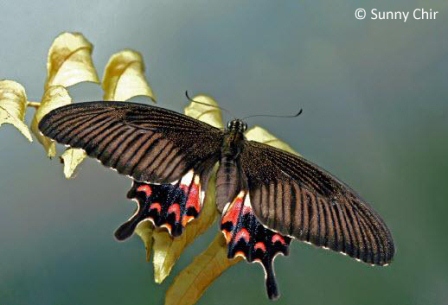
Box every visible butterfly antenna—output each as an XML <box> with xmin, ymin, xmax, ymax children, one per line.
<box><xmin>242</xmin><ymin>109</ymin><xmax>303</xmax><ymax>120</ymax></box>
<box><xmin>185</xmin><ymin>91</ymin><xmax>233</xmax><ymax>117</ymax></box>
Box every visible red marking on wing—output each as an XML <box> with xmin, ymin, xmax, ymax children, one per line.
<box><xmin>234</xmin><ymin>228</ymin><xmax>250</xmax><ymax>243</ymax></box>
<box><xmin>180</xmin><ymin>179</ymin><xmax>201</xmax><ymax>212</ymax></box>
<box><xmin>149</xmin><ymin>202</ymin><xmax>162</xmax><ymax>213</ymax></box>
<box><xmin>242</xmin><ymin>205</ymin><xmax>252</xmax><ymax>215</ymax></box>
<box><xmin>167</xmin><ymin>203</ymin><xmax>181</xmax><ymax>223</ymax></box>
<box><xmin>223</xmin><ymin>230</ymin><xmax>232</xmax><ymax>243</ymax></box>
<box><xmin>272</xmin><ymin>234</ymin><xmax>286</xmax><ymax>245</ymax></box>
<box><xmin>221</xmin><ymin>196</ymin><xmax>244</xmax><ymax>226</ymax></box>
<box><xmin>182</xmin><ymin>215</ymin><xmax>195</xmax><ymax>226</ymax></box>
<box><xmin>254</xmin><ymin>242</ymin><xmax>267</xmax><ymax>252</ymax></box>
<box><xmin>136</xmin><ymin>184</ymin><xmax>152</xmax><ymax>197</ymax></box>
<box><xmin>235</xmin><ymin>251</ymin><xmax>246</xmax><ymax>259</ymax></box>
<box><xmin>161</xmin><ymin>223</ymin><xmax>172</xmax><ymax>234</ymax></box>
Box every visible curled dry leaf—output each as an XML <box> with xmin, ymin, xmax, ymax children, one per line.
<box><xmin>150</xmin><ymin>96</ymin><xmax>223</xmax><ymax>283</ymax></box>
<box><xmin>102</xmin><ymin>50</ymin><xmax>155</xmax><ymax>102</ymax></box>
<box><xmin>45</xmin><ymin>32</ymin><xmax>100</xmax><ymax>89</ymax></box>
<box><xmin>166</xmin><ymin>117</ymin><xmax>301</xmax><ymax>305</ymax></box>
<box><xmin>245</xmin><ymin>126</ymin><xmax>300</xmax><ymax>156</ymax></box>
<box><xmin>60</xmin><ymin>148</ymin><xmax>87</xmax><ymax>179</ymax></box>
<box><xmin>0</xmin><ymin>80</ymin><xmax>32</xmax><ymax>142</ymax></box>
<box><xmin>31</xmin><ymin>86</ymin><xmax>72</xmax><ymax>157</ymax></box>
<box><xmin>165</xmin><ymin>233</ymin><xmax>242</xmax><ymax>305</ymax></box>
<box><xmin>184</xmin><ymin>95</ymin><xmax>223</xmax><ymax>128</ymax></box>
<box><xmin>134</xmin><ymin>220</ymin><xmax>155</xmax><ymax>262</ymax></box>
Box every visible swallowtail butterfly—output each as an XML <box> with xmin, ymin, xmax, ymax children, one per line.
<box><xmin>39</xmin><ymin>101</ymin><xmax>394</xmax><ymax>300</ymax></box>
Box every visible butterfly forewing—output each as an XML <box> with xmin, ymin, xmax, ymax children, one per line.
<box><xmin>241</xmin><ymin>140</ymin><xmax>394</xmax><ymax>266</ymax></box>
<box><xmin>38</xmin><ymin>101</ymin><xmax>223</xmax><ymax>183</ymax></box>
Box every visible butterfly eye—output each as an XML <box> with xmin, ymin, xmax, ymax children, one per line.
<box><xmin>227</xmin><ymin>121</ymin><xmax>233</xmax><ymax>130</ymax></box>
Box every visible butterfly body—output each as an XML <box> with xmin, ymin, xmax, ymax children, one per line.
<box><xmin>38</xmin><ymin>101</ymin><xmax>395</xmax><ymax>300</ymax></box>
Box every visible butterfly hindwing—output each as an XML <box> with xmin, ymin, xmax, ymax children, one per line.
<box><xmin>240</xmin><ymin>140</ymin><xmax>394</xmax><ymax>266</ymax></box>
<box><xmin>115</xmin><ymin>170</ymin><xmax>205</xmax><ymax>240</ymax></box>
<box><xmin>221</xmin><ymin>191</ymin><xmax>291</xmax><ymax>300</ymax></box>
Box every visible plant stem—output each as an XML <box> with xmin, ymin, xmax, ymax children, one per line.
<box><xmin>27</xmin><ymin>101</ymin><xmax>40</xmax><ymax>108</ymax></box>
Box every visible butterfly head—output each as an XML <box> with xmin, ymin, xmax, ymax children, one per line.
<box><xmin>226</xmin><ymin>119</ymin><xmax>248</xmax><ymax>133</ymax></box>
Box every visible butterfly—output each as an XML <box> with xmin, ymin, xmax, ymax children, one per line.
<box><xmin>38</xmin><ymin>101</ymin><xmax>395</xmax><ymax>300</ymax></box>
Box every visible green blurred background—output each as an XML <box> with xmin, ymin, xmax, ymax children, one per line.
<box><xmin>1</xmin><ymin>1</ymin><xmax>447</xmax><ymax>304</ymax></box>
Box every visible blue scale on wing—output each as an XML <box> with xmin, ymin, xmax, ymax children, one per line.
<box><xmin>221</xmin><ymin>191</ymin><xmax>292</xmax><ymax>300</ymax></box>
<box><xmin>115</xmin><ymin>174</ymin><xmax>202</xmax><ymax>240</ymax></box>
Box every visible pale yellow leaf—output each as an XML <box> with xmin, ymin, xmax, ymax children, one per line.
<box><xmin>165</xmin><ymin>233</ymin><xmax>242</xmax><ymax>305</ymax></box>
<box><xmin>102</xmin><ymin>50</ymin><xmax>155</xmax><ymax>102</ymax></box>
<box><xmin>245</xmin><ymin>126</ymin><xmax>300</xmax><ymax>156</ymax></box>
<box><xmin>0</xmin><ymin>80</ymin><xmax>32</xmax><ymax>142</ymax></box>
<box><xmin>31</xmin><ymin>86</ymin><xmax>71</xmax><ymax>157</ymax></box>
<box><xmin>46</xmin><ymin>32</ymin><xmax>100</xmax><ymax>89</ymax></box>
<box><xmin>60</xmin><ymin>148</ymin><xmax>87</xmax><ymax>179</ymax></box>
<box><xmin>134</xmin><ymin>220</ymin><xmax>155</xmax><ymax>262</ymax></box>
<box><xmin>184</xmin><ymin>95</ymin><xmax>223</xmax><ymax>128</ymax></box>
<box><xmin>152</xmin><ymin>169</ymin><xmax>219</xmax><ymax>283</ymax></box>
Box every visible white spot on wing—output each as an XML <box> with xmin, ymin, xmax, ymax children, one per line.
<box><xmin>128</xmin><ymin>198</ymin><xmax>141</xmax><ymax>220</ymax></box>
<box><xmin>179</xmin><ymin>170</ymin><xmax>194</xmax><ymax>186</ymax></box>
<box><xmin>200</xmin><ymin>190</ymin><xmax>205</xmax><ymax>206</ymax></box>
<box><xmin>222</xmin><ymin>202</ymin><xmax>231</xmax><ymax>215</ymax></box>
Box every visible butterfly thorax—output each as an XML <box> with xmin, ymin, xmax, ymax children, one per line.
<box><xmin>216</xmin><ymin>119</ymin><xmax>248</xmax><ymax>212</ymax></box>
<box><xmin>222</xmin><ymin>119</ymin><xmax>247</xmax><ymax>157</ymax></box>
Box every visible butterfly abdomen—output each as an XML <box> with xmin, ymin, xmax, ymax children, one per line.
<box><xmin>216</xmin><ymin>155</ymin><xmax>245</xmax><ymax>213</ymax></box>
<box><xmin>216</xmin><ymin>131</ymin><xmax>247</xmax><ymax>213</ymax></box>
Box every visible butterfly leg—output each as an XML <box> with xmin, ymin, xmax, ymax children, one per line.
<box><xmin>221</xmin><ymin>191</ymin><xmax>291</xmax><ymax>300</ymax></box>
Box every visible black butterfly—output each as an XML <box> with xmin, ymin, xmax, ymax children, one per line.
<box><xmin>39</xmin><ymin>101</ymin><xmax>394</xmax><ymax>300</ymax></box>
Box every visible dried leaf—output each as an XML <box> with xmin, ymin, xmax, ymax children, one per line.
<box><xmin>60</xmin><ymin>148</ymin><xmax>87</xmax><ymax>179</ymax></box>
<box><xmin>152</xmin><ymin>169</ymin><xmax>219</xmax><ymax>283</ymax></box>
<box><xmin>134</xmin><ymin>220</ymin><xmax>155</xmax><ymax>262</ymax></box>
<box><xmin>102</xmin><ymin>50</ymin><xmax>155</xmax><ymax>102</ymax></box>
<box><xmin>165</xmin><ymin>233</ymin><xmax>242</xmax><ymax>305</ymax></box>
<box><xmin>151</xmin><ymin>96</ymin><xmax>223</xmax><ymax>283</ymax></box>
<box><xmin>46</xmin><ymin>32</ymin><xmax>100</xmax><ymax>89</ymax></box>
<box><xmin>0</xmin><ymin>80</ymin><xmax>32</xmax><ymax>142</ymax></box>
<box><xmin>184</xmin><ymin>95</ymin><xmax>223</xmax><ymax>128</ymax></box>
<box><xmin>31</xmin><ymin>86</ymin><xmax>71</xmax><ymax>157</ymax></box>
<box><xmin>246</xmin><ymin>126</ymin><xmax>300</xmax><ymax>156</ymax></box>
